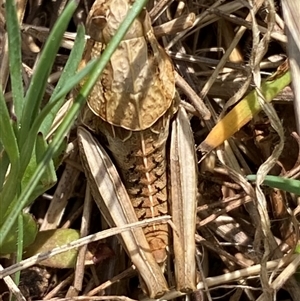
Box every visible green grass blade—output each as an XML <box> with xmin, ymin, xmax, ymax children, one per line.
<box><xmin>0</xmin><ymin>0</ymin><xmax>78</xmax><ymax>241</ymax></box>
<box><xmin>18</xmin><ymin>36</ymin><xmax>94</xmax><ymax>176</ymax></box>
<box><xmin>0</xmin><ymin>168</ymin><xmax>21</xmax><ymax>225</ymax></box>
<box><xmin>18</xmin><ymin>134</ymin><xmax>57</xmax><ymax>208</ymax></box>
<box><xmin>5</xmin><ymin>0</ymin><xmax>24</xmax><ymax>123</ymax></box>
<box><xmin>0</xmin><ymin>95</ymin><xmax>64</xmax><ymax>217</ymax></box>
<box><xmin>18</xmin><ymin>98</ymin><xmax>66</xmax><ymax>175</ymax></box>
<box><xmin>40</xmin><ymin>24</ymin><xmax>86</xmax><ymax>136</ymax></box>
<box><xmin>18</xmin><ymin>0</ymin><xmax>79</xmax><ymax>147</ymax></box>
<box><xmin>0</xmin><ymin>150</ymin><xmax>10</xmax><ymax>190</ymax></box>
<box><xmin>15</xmin><ymin>214</ymin><xmax>24</xmax><ymax>286</ymax></box>
<box><xmin>19</xmin><ymin>59</ymin><xmax>96</xmax><ymax>175</ymax></box>
<box><xmin>48</xmin><ymin>58</ymin><xmax>96</xmax><ymax>103</ymax></box>
<box><xmin>17</xmin><ymin>53</ymin><xmax>96</xmax><ymax>178</ymax></box>
<box><xmin>0</xmin><ymin>0</ymin><xmax>149</xmax><ymax>248</ymax></box>
<box><xmin>247</xmin><ymin>175</ymin><xmax>300</xmax><ymax>195</ymax></box>
<box><xmin>0</xmin><ymin>89</ymin><xmax>19</xmax><ymax>166</ymax></box>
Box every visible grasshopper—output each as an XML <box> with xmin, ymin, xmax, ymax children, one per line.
<box><xmin>77</xmin><ymin>0</ymin><xmax>197</xmax><ymax>298</ymax></box>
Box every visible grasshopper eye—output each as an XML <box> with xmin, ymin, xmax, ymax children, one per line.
<box><xmin>91</xmin><ymin>14</ymin><xmax>107</xmax><ymax>28</ymax></box>
<box><xmin>86</xmin><ymin>7</ymin><xmax>107</xmax><ymax>41</ymax></box>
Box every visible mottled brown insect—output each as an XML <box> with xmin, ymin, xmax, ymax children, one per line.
<box><xmin>78</xmin><ymin>0</ymin><xmax>197</xmax><ymax>297</ymax></box>
<box><xmin>79</xmin><ymin>0</ymin><xmax>176</xmax><ymax>264</ymax></box>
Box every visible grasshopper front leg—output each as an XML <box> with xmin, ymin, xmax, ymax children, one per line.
<box><xmin>170</xmin><ymin>106</ymin><xmax>197</xmax><ymax>292</ymax></box>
